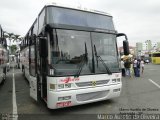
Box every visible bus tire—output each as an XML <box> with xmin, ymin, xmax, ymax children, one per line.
<box><xmin>22</xmin><ymin>65</ymin><xmax>24</xmax><ymax>72</ymax></box>
<box><xmin>23</xmin><ymin>69</ymin><xmax>28</xmax><ymax>81</ymax></box>
<box><xmin>2</xmin><ymin>67</ymin><xmax>7</xmax><ymax>83</ymax></box>
<box><xmin>23</xmin><ymin>68</ymin><xmax>25</xmax><ymax>77</ymax></box>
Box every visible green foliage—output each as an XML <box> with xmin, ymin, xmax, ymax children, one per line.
<box><xmin>10</xmin><ymin>45</ymin><xmax>17</xmax><ymax>54</ymax></box>
<box><xmin>3</xmin><ymin>31</ymin><xmax>23</xmax><ymax>54</ymax></box>
<box><xmin>4</xmin><ymin>32</ymin><xmax>23</xmax><ymax>45</ymax></box>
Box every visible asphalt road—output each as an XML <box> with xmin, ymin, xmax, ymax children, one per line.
<box><xmin>0</xmin><ymin>63</ymin><xmax>160</xmax><ymax>120</ymax></box>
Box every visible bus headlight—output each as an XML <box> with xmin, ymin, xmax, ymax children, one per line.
<box><xmin>58</xmin><ymin>83</ymin><xmax>72</xmax><ymax>89</ymax></box>
<box><xmin>58</xmin><ymin>97</ymin><xmax>64</xmax><ymax>101</ymax></box>
<box><xmin>117</xmin><ymin>78</ymin><xmax>121</xmax><ymax>82</ymax></box>
<box><xmin>58</xmin><ymin>84</ymin><xmax>64</xmax><ymax>89</ymax></box>
<box><xmin>58</xmin><ymin>96</ymin><xmax>71</xmax><ymax>101</ymax></box>
<box><xmin>113</xmin><ymin>88</ymin><xmax>121</xmax><ymax>92</ymax></box>
<box><xmin>65</xmin><ymin>83</ymin><xmax>71</xmax><ymax>88</ymax></box>
<box><xmin>112</xmin><ymin>79</ymin><xmax>116</xmax><ymax>83</ymax></box>
<box><xmin>50</xmin><ymin>84</ymin><xmax>55</xmax><ymax>90</ymax></box>
<box><xmin>64</xmin><ymin>96</ymin><xmax>71</xmax><ymax>100</ymax></box>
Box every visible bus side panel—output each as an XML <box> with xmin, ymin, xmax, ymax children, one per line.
<box><xmin>0</xmin><ymin>66</ymin><xmax>4</xmax><ymax>83</ymax></box>
<box><xmin>0</xmin><ymin>47</ymin><xmax>7</xmax><ymax>84</ymax></box>
<box><xmin>152</xmin><ymin>57</ymin><xmax>160</xmax><ymax>64</ymax></box>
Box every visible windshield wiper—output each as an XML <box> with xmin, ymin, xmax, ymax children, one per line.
<box><xmin>74</xmin><ymin>42</ymin><xmax>88</xmax><ymax>77</ymax></box>
<box><xmin>94</xmin><ymin>45</ymin><xmax>112</xmax><ymax>75</ymax></box>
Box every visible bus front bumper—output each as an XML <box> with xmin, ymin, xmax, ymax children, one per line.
<box><xmin>47</xmin><ymin>83</ymin><xmax>122</xmax><ymax>109</ymax></box>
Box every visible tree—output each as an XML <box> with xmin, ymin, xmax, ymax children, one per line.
<box><xmin>10</xmin><ymin>45</ymin><xmax>17</xmax><ymax>54</ymax></box>
<box><xmin>4</xmin><ymin>32</ymin><xmax>22</xmax><ymax>54</ymax></box>
<box><xmin>4</xmin><ymin>32</ymin><xmax>14</xmax><ymax>45</ymax></box>
<box><xmin>13</xmin><ymin>34</ymin><xmax>21</xmax><ymax>43</ymax></box>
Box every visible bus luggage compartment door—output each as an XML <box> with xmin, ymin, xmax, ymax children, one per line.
<box><xmin>30</xmin><ymin>76</ymin><xmax>38</xmax><ymax>101</ymax></box>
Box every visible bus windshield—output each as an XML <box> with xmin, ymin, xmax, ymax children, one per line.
<box><xmin>91</xmin><ymin>32</ymin><xmax>118</xmax><ymax>74</ymax></box>
<box><xmin>49</xmin><ymin>29</ymin><xmax>119</xmax><ymax>76</ymax></box>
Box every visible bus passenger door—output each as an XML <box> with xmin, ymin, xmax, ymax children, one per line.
<box><xmin>29</xmin><ymin>34</ymin><xmax>38</xmax><ymax>101</ymax></box>
<box><xmin>39</xmin><ymin>37</ymin><xmax>48</xmax><ymax>100</ymax></box>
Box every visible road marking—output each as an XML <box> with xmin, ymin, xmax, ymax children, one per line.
<box><xmin>149</xmin><ymin>79</ymin><xmax>160</xmax><ymax>89</ymax></box>
<box><xmin>149</xmin><ymin>69</ymin><xmax>157</xmax><ymax>71</ymax></box>
<box><xmin>12</xmin><ymin>67</ymin><xmax>18</xmax><ymax>120</ymax></box>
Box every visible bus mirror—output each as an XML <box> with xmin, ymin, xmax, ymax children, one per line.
<box><xmin>123</xmin><ymin>40</ymin><xmax>129</xmax><ymax>55</ymax></box>
<box><xmin>116</xmin><ymin>33</ymin><xmax>128</xmax><ymax>40</ymax></box>
<box><xmin>117</xmin><ymin>33</ymin><xmax>129</xmax><ymax>55</ymax></box>
<box><xmin>39</xmin><ymin>37</ymin><xmax>48</xmax><ymax>58</ymax></box>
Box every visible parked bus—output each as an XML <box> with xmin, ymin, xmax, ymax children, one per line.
<box><xmin>0</xmin><ymin>25</ymin><xmax>8</xmax><ymax>84</ymax></box>
<box><xmin>20</xmin><ymin>3</ymin><xmax>129</xmax><ymax>109</ymax></box>
<box><xmin>151</xmin><ymin>52</ymin><xmax>160</xmax><ymax>64</ymax></box>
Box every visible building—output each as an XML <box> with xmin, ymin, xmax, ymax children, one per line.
<box><xmin>136</xmin><ymin>40</ymin><xmax>160</xmax><ymax>57</ymax></box>
<box><xmin>0</xmin><ymin>25</ymin><xmax>6</xmax><ymax>46</ymax></box>
<box><xmin>136</xmin><ymin>42</ymin><xmax>142</xmax><ymax>56</ymax></box>
<box><xmin>145</xmin><ymin>40</ymin><xmax>152</xmax><ymax>50</ymax></box>
<box><xmin>157</xmin><ymin>42</ymin><xmax>160</xmax><ymax>51</ymax></box>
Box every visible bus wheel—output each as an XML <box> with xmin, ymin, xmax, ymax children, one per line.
<box><xmin>2</xmin><ymin>67</ymin><xmax>6</xmax><ymax>84</ymax></box>
<box><xmin>22</xmin><ymin>65</ymin><xmax>24</xmax><ymax>72</ymax></box>
<box><xmin>23</xmin><ymin>68</ymin><xmax>25</xmax><ymax>76</ymax></box>
<box><xmin>2</xmin><ymin>74</ymin><xmax>6</xmax><ymax>83</ymax></box>
<box><xmin>23</xmin><ymin>69</ymin><xmax>27</xmax><ymax>80</ymax></box>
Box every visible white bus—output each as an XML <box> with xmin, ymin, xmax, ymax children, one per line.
<box><xmin>20</xmin><ymin>4</ymin><xmax>129</xmax><ymax>109</ymax></box>
<box><xmin>0</xmin><ymin>25</ymin><xmax>8</xmax><ymax>84</ymax></box>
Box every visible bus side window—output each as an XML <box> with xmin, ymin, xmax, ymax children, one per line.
<box><xmin>30</xmin><ymin>46</ymin><xmax>36</xmax><ymax>77</ymax></box>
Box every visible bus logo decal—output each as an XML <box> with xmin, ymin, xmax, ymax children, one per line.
<box><xmin>92</xmin><ymin>81</ymin><xmax>96</xmax><ymax>87</ymax></box>
<box><xmin>60</xmin><ymin>77</ymin><xmax>80</xmax><ymax>83</ymax></box>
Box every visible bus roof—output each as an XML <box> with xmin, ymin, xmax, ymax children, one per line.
<box><xmin>22</xmin><ymin>2</ymin><xmax>115</xmax><ymax>45</ymax></box>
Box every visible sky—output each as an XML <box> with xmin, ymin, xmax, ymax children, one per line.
<box><xmin>0</xmin><ymin>0</ymin><xmax>160</xmax><ymax>46</ymax></box>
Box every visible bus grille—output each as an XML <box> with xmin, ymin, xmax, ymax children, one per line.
<box><xmin>76</xmin><ymin>90</ymin><xmax>109</xmax><ymax>102</ymax></box>
<box><xmin>75</xmin><ymin>80</ymin><xmax>109</xmax><ymax>87</ymax></box>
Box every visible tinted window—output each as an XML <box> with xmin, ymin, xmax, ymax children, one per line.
<box><xmin>50</xmin><ymin>29</ymin><xmax>92</xmax><ymax>76</ymax></box>
<box><xmin>49</xmin><ymin>29</ymin><xmax>119</xmax><ymax>76</ymax></box>
<box><xmin>38</xmin><ymin>9</ymin><xmax>45</xmax><ymax>34</ymax></box>
<box><xmin>33</xmin><ymin>20</ymin><xmax>38</xmax><ymax>35</ymax></box>
<box><xmin>91</xmin><ymin>33</ymin><xmax>118</xmax><ymax>72</ymax></box>
<box><xmin>30</xmin><ymin>46</ymin><xmax>36</xmax><ymax>76</ymax></box>
<box><xmin>152</xmin><ymin>53</ymin><xmax>160</xmax><ymax>57</ymax></box>
<box><xmin>47</xmin><ymin>7</ymin><xmax>115</xmax><ymax>30</ymax></box>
